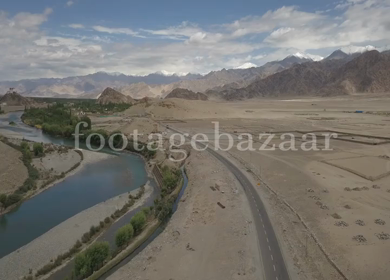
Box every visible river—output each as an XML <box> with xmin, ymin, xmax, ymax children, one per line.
<box><xmin>0</xmin><ymin>112</ymin><xmax>149</xmax><ymax>258</ymax></box>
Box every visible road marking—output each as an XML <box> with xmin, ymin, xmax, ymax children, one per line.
<box><xmin>264</xmin><ymin>230</ymin><xmax>267</xmax><ymax>235</ymax></box>
<box><xmin>266</xmin><ymin>238</ymin><xmax>269</xmax><ymax>243</ymax></box>
<box><xmin>276</xmin><ymin>277</ymin><xmax>279</xmax><ymax>280</ymax></box>
<box><xmin>271</xmin><ymin>255</ymin><xmax>274</xmax><ymax>261</ymax></box>
<box><xmin>273</xmin><ymin>265</ymin><xmax>276</xmax><ymax>272</ymax></box>
<box><xmin>263</xmin><ymin>224</ymin><xmax>265</xmax><ymax>228</ymax></box>
<box><xmin>268</xmin><ymin>245</ymin><xmax>271</xmax><ymax>251</ymax></box>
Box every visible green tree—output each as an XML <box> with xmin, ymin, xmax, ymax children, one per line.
<box><xmin>115</xmin><ymin>224</ymin><xmax>134</xmax><ymax>248</ymax></box>
<box><xmin>81</xmin><ymin>116</ymin><xmax>92</xmax><ymax>130</ymax></box>
<box><xmin>33</xmin><ymin>143</ymin><xmax>44</xmax><ymax>156</ymax></box>
<box><xmin>74</xmin><ymin>242</ymin><xmax>110</xmax><ymax>278</ymax></box>
<box><xmin>130</xmin><ymin>211</ymin><xmax>146</xmax><ymax>233</ymax></box>
<box><xmin>0</xmin><ymin>194</ymin><xmax>7</xmax><ymax>209</ymax></box>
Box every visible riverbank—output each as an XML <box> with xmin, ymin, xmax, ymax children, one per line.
<box><xmin>0</xmin><ymin>142</ymin><xmax>114</xmax><ymax>216</ymax></box>
<box><xmin>0</xmin><ymin>183</ymin><xmax>154</xmax><ymax>280</ymax></box>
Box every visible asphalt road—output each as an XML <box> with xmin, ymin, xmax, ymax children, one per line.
<box><xmin>167</xmin><ymin>126</ymin><xmax>290</xmax><ymax>280</ymax></box>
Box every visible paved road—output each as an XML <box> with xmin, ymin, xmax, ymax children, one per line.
<box><xmin>167</xmin><ymin>126</ymin><xmax>290</xmax><ymax>280</ymax></box>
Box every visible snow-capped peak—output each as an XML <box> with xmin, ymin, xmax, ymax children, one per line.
<box><xmin>154</xmin><ymin>70</ymin><xmax>189</xmax><ymax>77</ymax></box>
<box><xmin>341</xmin><ymin>45</ymin><xmax>377</xmax><ymax>54</ymax></box>
<box><xmin>235</xmin><ymin>62</ymin><xmax>257</xmax><ymax>69</ymax></box>
<box><xmin>291</xmin><ymin>52</ymin><xmax>324</xmax><ymax>61</ymax></box>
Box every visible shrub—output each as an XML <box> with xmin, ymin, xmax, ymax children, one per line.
<box><xmin>20</xmin><ymin>141</ymin><xmax>29</xmax><ymax>151</ymax></box>
<box><xmin>4</xmin><ymin>194</ymin><xmax>22</xmax><ymax>208</ymax></box>
<box><xmin>74</xmin><ymin>242</ymin><xmax>110</xmax><ymax>278</ymax></box>
<box><xmin>33</xmin><ymin>143</ymin><xmax>44</xmax><ymax>156</ymax></box>
<box><xmin>115</xmin><ymin>224</ymin><xmax>134</xmax><ymax>248</ymax></box>
<box><xmin>142</xmin><ymin>207</ymin><xmax>151</xmax><ymax>217</ymax></box>
<box><xmin>104</xmin><ymin>217</ymin><xmax>111</xmax><ymax>224</ymax></box>
<box><xmin>89</xmin><ymin>225</ymin><xmax>96</xmax><ymax>236</ymax></box>
<box><xmin>130</xmin><ymin>211</ymin><xmax>146</xmax><ymax>233</ymax></box>
<box><xmin>0</xmin><ymin>194</ymin><xmax>7</xmax><ymax>208</ymax></box>
<box><xmin>81</xmin><ymin>232</ymin><xmax>91</xmax><ymax>243</ymax></box>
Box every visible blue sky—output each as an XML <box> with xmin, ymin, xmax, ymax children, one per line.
<box><xmin>0</xmin><ymin>0</ymin><xmax>389</xmax><ymax>80</ymax></box>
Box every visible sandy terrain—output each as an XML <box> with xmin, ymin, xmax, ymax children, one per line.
<box><xmin>92</xmin><ymin>116</ymin><xmax>159</xmax><ymax>143</ymax></box>
<box><xmin>108</xmin><ymin>149</ymin><xmax>262</xmax><ymax>280</ymax></box>
<box><xmin>0</xmin><ymin>141</ymin><xmax>28</xmax><ymax>194</ymax></box>
<box><xmin>0</xmin><ymin>183</ymin><xmax>154</xmax><ymax>280</ymax></box>
<box><xmin>157</xmin><ymin>94</ymin><xmax>390</xmax><ymax>280</ymax></box>
<box><xmin>123</xmin><ymin>98</ymin><xmax>251</xmax><ymax>119</ymax></box>
<box><xmin>33</xmin><ymin>149</ymin><xmax>81</xmax><ymax>176</ymax></box>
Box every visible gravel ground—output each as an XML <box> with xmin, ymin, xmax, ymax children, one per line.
<box><xmin>0</xmin><ymin>175</ymin><xmax>153</xmax><ymax>280</ymax></box>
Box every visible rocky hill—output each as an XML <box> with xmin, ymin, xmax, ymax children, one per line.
<box><xmin>165</xmin><ymin>88</ymin><xmax>208</xmax><ymax>100</ymax></box>
<box><xmin>0</xmin><ymin>90</ymin><xmax>35</xmax><ymax>106</ymax></box>
<box><xmin>216</xmin><ymin>51</ymin><xmax>390</xmax><ymax>100</ymax></box>
<box><xmin>97</xmin><ymin>88</ymin><xmax>134</xmax><ymax>104</ymax></box>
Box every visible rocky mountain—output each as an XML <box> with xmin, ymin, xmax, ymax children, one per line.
<box><xmin>215</xmin><ymin>51</ymin><xmax>390</xmax><ymax>100</ymax></box>
<box><xmin>0</xmin><ymin>90</ymin><xmax>35</xmax><ymax>106</ymax></box>
<box><xmin>0</xmin><ymin>72</ymin><xmax>200</xmax><ymax>99</ymax></box>
<box><xmin>206</xmin><ymin>54</ymin><xmax>312</xmax><ymax>96</ymax></box>
<box><xmin>325</xmin><ymin>50</ymin><xmax>350</xmax><ymax>60</ymax></box>
<box><xmin>320</xmin><ymin>50</ymin><xmax>390</xmax><ymax>95</ymax></box>
<box><xmin>0</xmin><ymin>55</ymin><xmax>313</xmax><ymax>99</ymax></box>
<box><xmin>165</xmin><ymin>88</ymin><xmax>208</xmax><ymax>100</ymax></box>
<box><xmin>97</xmin><ymin>88</ymin><xmax>134</xmax><ymax>105</ymax></box>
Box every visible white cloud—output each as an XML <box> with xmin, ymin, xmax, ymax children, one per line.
<box><xmin>235</xmin><ymin>62</ymin><xmax>257</xmax><ymax>69</ymax></box>
<box><xmin>0</xmin><ymin>1</ymin><xmax>390</xmax><ymax>81</ymax></box>
<box><xmin>68</xmin><ymin>24</ymin><xmax>84</xmax><ymax>29</ymax></box>
<box><xmin>92</xmin><ymin>25</ymin><xmax>141</xmax><ymax>36</ymax></box>
<box><xmin>66</xmin><ymin>1</ymin><xmax>74</xmax><ymax>7</ymax></box>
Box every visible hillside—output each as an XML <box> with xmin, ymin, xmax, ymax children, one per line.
<box><xmin>97</xmin><ymin>88</ymin><xmax>134</xmax><ymax>105</ymax></box>
<box><xmin>217</xmin><ymin>51</ymin><xmax>390</xmax><ymax>100</ymax></box>
<box><xmin>165</xmin><ymin>88</ymin><xmax>208</xmax><ymax>100</ymax></box>
<box><xmin>0</xmin><ymin>91</ymin><xmax>35</xmax><ymax>106</ymax></box>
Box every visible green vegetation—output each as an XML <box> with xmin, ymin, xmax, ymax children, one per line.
<box><xmin>74</xmin><ymin>242</ymin><xmax>110</xmax><ymax>278</ymax></box>
<box><xmin>9</xmin><ymin>121</ymin><xmax>16</xmax><ymax>126</ymax></box>
<box><xmin>130</xmin><ymin>212</ymin><xmax>147</xmax><ymax>233</ymax></box>
<box><xmin>160</xmin><ymin>165</ymin><xmax>182</xmax><ymax>196</ymax></box>
<box><xmin>86</xmin><ymin>221</ymin><xmax>160</xmax><ymax>280</ymax></box>
<box><xmin>0</xmin><ymin>105</ymin><xmax>4</xmax><ymax>114</ymax></box>
<box><xmin>115</xmin><ymin>224</ymin><xmax>134</xmax><ymax>248</ymax></box>
<box><xmin>33</xmin><ymin>143</ymin><xmax>44</xmax><ymax>156</ymax></box>
<box><xmin>22</xmin><ymin>104</ymin><xmax>89</xmax><ymax>137</ymax></box>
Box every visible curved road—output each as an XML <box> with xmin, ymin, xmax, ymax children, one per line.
<box><xmin>167</xmin><ymin>126</ymin><xmax>290</xmax><ymax>280</ymax></box>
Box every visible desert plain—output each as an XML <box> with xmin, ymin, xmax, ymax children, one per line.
<box><xmin>103</xmin><ymin>93</ymin><xmax>390</xmax><ymax>280</ymax></box>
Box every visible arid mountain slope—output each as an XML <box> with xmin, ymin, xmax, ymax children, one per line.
<box><xmin>97</xmin><ymin>88</ymin><xmax>134</xmax><ymax>104</ymax></box>
<box><xmin>218</xmin><ymin>51</ymin><xmax>390</xmax><ymax>100</ymax></box>
<box><xmin>0</xmin><ymin>91</ymin><xmax>35</xmax><ymax>106</ymax></box>
<box><xmin>165</xmin><ymin>88</ymin><xmax>208</xmax><ymax>100</ymax></box>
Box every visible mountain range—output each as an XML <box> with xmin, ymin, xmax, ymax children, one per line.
<box><xmin>0</xmin><ymin>47</ymin><xmax>387</xmax><ymax>100</ymax></box>
<box><xmin>213</xmin><ymin>50</ymin><xmax>390</xmax><ymax>100</ymax></box>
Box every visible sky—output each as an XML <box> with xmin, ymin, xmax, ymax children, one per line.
<box><xmin>0</xmin><ymin>0</ymin><xmax>389</xmax><ymax>81</ymax></box>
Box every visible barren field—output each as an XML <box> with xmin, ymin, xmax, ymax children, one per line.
<box><xmin>0</xmin><ymin>141</ymin><xmax>28</xmax><ymax>194</ymax></box>
<box><xmin>118</xmin><ymin>94</ymin><xmax>390</xmax><ymax>280</ymax></box>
